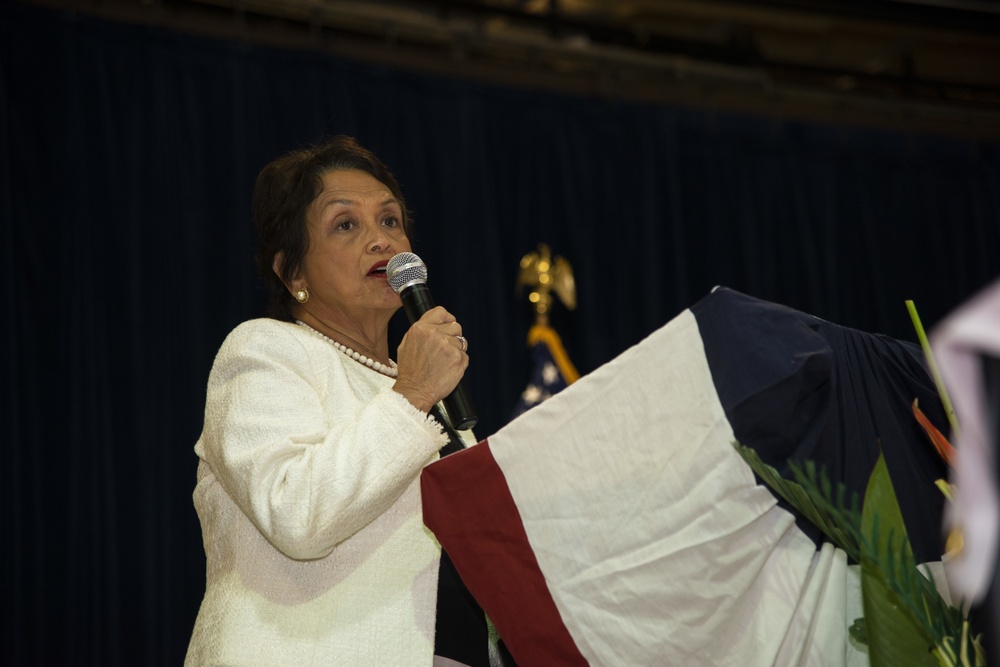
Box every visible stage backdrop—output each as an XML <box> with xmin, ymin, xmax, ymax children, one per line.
<box><xmin>2</xmin><ymin>3</ymin><xmax>999</xmax><ymax>665</ymax></box>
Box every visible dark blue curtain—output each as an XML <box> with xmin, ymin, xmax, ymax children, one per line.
<box><xmin>3</xmin><ymin>3</ymin><xmax>998</xmax><ymax>665</ymax></box>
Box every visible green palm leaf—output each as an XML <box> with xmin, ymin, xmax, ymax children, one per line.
<box><xmin>732</xmin><ymin>442</ymin><xmax>860</xmax><ymax>560</ymax></box>
<box><xmin>859</xmin><ymin>455</ymin><xmax>938</xmax><ymax>667</ymax></box>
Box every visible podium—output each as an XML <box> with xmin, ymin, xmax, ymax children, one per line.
<box><xmin>422</xmin><ymin>287</ymin><xmax>948</xmax><ymax>666</ymax></box>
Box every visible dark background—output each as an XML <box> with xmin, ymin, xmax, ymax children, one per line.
<box><xmin>3</xmin><ymin>2</ymin><xmax>999</xmax><ymax>664</ymax></box>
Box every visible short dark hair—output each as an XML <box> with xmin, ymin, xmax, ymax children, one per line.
<box><xmin>252</xmin><ymin>135</ymin><xmax>413</xmax><ymax>321</ymax></box>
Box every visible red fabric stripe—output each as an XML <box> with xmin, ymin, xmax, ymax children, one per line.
<box><xmin>421</xmin><ymin>438</ymin><xmax>588</xmax><ymax>667</ymax></box>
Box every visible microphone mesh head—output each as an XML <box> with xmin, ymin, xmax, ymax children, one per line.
<box><xmin>386</xmin><ymin>252</ymin><xmax>428</xmax><ymax>293</ymax></box>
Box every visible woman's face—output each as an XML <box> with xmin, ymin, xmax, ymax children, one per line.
<box><xmin>291</xmin><ymin>168</ymin><xmax>411</xmax><ymax>325</ymax></box>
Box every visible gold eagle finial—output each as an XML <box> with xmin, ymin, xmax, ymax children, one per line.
<box><xmin>516</xmin><ymin>243</ymin><xmax>576</xmax><ymax>326</ymax></box>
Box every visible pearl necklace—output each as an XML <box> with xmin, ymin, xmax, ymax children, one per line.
<box><xmin>296</xmin><ymin>321</ymin><xmax>398</xmax><ymax>378</ymax></box>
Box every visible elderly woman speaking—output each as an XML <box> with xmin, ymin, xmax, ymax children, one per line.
<box><xmin>185</xmin><ymin>136</ymin><xmax>493</xmax><ymax>666</ymax></box>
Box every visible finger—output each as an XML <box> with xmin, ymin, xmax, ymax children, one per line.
<box><xmin>420</xmin><ymin>306</ymin><xmax>455</xmax><ymax>324</ymax></box>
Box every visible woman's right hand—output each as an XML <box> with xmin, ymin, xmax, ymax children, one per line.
<box><xmin>392</xmin><ymin>306</ymin><xmax>469</xmax><ymax>413</ymax></box>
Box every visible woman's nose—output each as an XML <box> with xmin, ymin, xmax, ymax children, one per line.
<box><xmin>366</xmin><ymin>225</ymin><xmax>390</xmax><ymax>253</ymax></box>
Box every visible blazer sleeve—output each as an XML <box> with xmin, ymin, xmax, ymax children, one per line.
<box><xmin>198</xmin><ymin>319</ymin><xmax>450</xmax><ymax>560</ymax></box>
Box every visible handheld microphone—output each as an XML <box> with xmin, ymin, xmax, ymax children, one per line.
<box><xmin>386</xmin><ymin>252</ymin><xmax>478</xmax><ymax>430</ymax></box>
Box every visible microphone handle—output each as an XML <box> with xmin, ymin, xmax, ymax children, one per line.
<box><xmin>399</xmin><ymin>283</ymin><xmax>478</xmax><ymax>431</ymax></box>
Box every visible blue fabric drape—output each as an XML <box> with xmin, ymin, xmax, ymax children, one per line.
<box><xmin>692</xmin><ymin>287</ymin><xmax>951</xmax><ymax>563</ymax></box>
<box><xmin>3</xmin><ymin>3</ymin><xmax>999</xmax><ymax>665</ymax></box>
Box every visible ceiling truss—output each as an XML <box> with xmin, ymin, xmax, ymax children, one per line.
<box><xmin>22</xmin><ymin>0</ymin><xmax>1000</xmax><ymax>138</ymax></box>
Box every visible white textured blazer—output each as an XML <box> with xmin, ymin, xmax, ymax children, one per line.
<box><xmin>185</xmin><ymin>318</ymin><xmax>475</xmax><ymax>666</ymax></box>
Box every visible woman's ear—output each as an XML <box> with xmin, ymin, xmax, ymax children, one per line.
<box><xmin>273</xmin><ymin>252</ymin><xmax>302</xmax><ymax>294</ymax></box>
<box><xmin>272</xmin><ymin>252</ymin><xmax>285</xmax><ymax>282</ymax></box>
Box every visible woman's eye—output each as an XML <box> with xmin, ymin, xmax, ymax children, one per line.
<box><xmin>335</xmin><ymin>219</ymin><xmax>354</xmax><ymax>231</ymax></box>
<box><xmin>382</xmin><ymin>216</ymin><xmax>399</xmax><ymax>228</ymax></box>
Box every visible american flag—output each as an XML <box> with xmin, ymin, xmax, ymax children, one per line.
<box><xmin>510</xmin><ymin>324</ymin><xmax>579</xmax><ymax>420</ymax></box>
